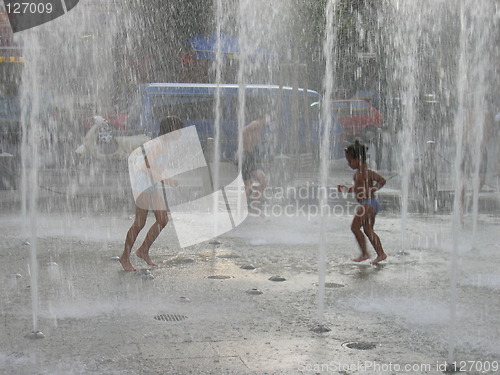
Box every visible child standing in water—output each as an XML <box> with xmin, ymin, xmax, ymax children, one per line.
<box><xmin>337</xmin><ymin>140</ymin><xmax>387</xmax><ymax>265</ymax></box>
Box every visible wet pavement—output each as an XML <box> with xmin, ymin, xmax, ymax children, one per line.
<box><xmin>0</xmin><ymin>164</ymin><xmax>500</xmax><ymax>374</ymax></box>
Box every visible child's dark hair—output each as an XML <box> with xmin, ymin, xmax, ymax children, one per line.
<box><xmin>344</xmin><ymin>139</ymin><xmax>368</xmax><ymax>162</ymax></box>
<box><xmin>159</xmin><ymin>116</ymin><xmax>184</xmax><ymax>136</ymax></box>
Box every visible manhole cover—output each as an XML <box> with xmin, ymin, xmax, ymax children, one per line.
<box><xmin>240</xmin><ymin>264</ymin><xmax>256</xmax><ymax>270</ymax></box>
<box><xmin>246</xmin><ymin>288</ymin><xmax>263</xmax><ymax>295</ymax></box>
<box><xmin>207</xmin><ymin>275</ymin><xmax>233</xmax><ymax>279</ymax></box>
<box><xmin>342</xmin><ymin>342</ymin><xmax>377</xmax><ymax>350</ymax></box>
<box><xmin>154</xmin><ymin>314</ymin><xmax>188</xmax><ymax>322</ymax></box>
<box><xmin>314</xmin><ymin>282</ymin><xmax>345</xmax><ymax>288</ymax></box>
<box><xmin>268</xmin><ymin>276</ymin><xmax>286</xmax><ymax>282</ymax></box>
<box><xmin>310</xmin><ymin>324</ymin><xmax>331</xmax><ymax>333</ymax></box>
<box><xmin>25</xmin><ymin>331</ymin><xmax>45</xmax><ymax>339</ymax></box>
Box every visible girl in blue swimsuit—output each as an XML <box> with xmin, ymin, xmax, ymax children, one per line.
<box><xmin>338</xmin><ymin>140</ymin><xmax>388</xmax><ymax>265</ymax></box>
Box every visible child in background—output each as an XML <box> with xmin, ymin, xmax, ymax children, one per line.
<box><xmin>337</xmin><ymin>140</ymin><xmax>387</xmax><ymax>265</ymax></box>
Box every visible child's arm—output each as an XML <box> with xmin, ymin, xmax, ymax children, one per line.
<box><xmin>369</xmin><ymin>170</ymin><xmax>386</xmax><ymax>195</ymax></box>
<box><xmin>337</xmin><ymin>184</ymin><xmax>353</xmax><ymax>193</ymax></box>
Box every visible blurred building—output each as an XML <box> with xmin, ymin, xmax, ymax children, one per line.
<box><xmin>0</xmin><ymin>9</ymin><xmax>22</xmax><ymax>96</ymax></box>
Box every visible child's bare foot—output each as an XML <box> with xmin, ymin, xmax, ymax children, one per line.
<box><xmin>136</xmin><ymin>250</ymin><xmax>158</xmax><ymax>267</ymax></box>
<box><xmin>371</xmin><ymin>253</ymin><xmax>387</xmax><ymax>265</ymax></box>
<box><xmin>352</xmin><ymin>255</ymin><xmax>370</xmax><ymax>262</ymax></box>
<box><xmin>119</xmin><ymin>257</ymin><xmax>136</xmax><ymax>272</ymax></box>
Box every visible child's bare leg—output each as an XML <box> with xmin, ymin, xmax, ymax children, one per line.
<box><xmin>119</xmin><ymin>206</ymin><xmax>148</xmax><ymax>271</ymax></box>
<box><xmin>244</xmin><ymin>179</ymin><xmax>253</xmax><ymax>197</ymax></box>
<box><xmin>135</xmin><ymin>209</ymin><xmax>168</xmax><ymax>267</ymax></box>
<box><xmin>351</xmin><ymin>212</ymin><xmax>370</xmax><ymax>261</ymax></box>
<box><xmin>363</xmin><ymin>214</ymin><xmax>387</xmax><ymax>265</ymax></box>
<box><xmin>248</xmin><ymin>169</ymin><xmax>267</xmax><ymax>215</ymax></box>
<box><xmin>251</xmin><ymin>169</ymin><xmax>268</xmax><ymax>197</ymax></box>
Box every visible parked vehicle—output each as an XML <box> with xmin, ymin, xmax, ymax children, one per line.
<box><xmin>331</xmin><ymin>99</ymin><xmax>383</xmax><ymax>141</ymax></box>
<box><xmin>77</xmin><ymin>83</ymin><xmax>345</xmax><ymax>161</ymax></box>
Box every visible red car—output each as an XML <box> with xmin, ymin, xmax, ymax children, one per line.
<box><xmin>331</xmin><ymin>99</ymin><xmax>383</xmax><ymax>140</ymax></box>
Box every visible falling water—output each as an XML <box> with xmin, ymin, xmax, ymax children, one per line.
<box><xmin>383</xmin><ymin>0</ymin><xmax>499</xmax><ymax>364</ymax></box>
<box><xmin>449</xmin><ymin>1</ymin><xmax>496</xmax><ymax>363</ymax></box>
<box><xmin>20</xmin><ymin>34</ymin><xmax>41</xmax><ymax>334</ymax></box>
<box><xmin>386</xmin><ymin>1</ymin><xmax>420</xmax><ymax>253</ymax></box>
<box><xmin>211</xmin><ymin>0</ymin><xmax>225</xmax><ymax>236</ymax></box>
<box><xmin>315</xmin><ymin>0</ymin><xmax>337</xmax><ymax>330</ymax></box>
<box><xmin>466</xmin><ymin>5</ymin><xmax>493</xmax><ymax>241</ymax></box>
<box><xmin>16</xmin><ymin>0</ymin><xmax>122</xmax><ymax>337</ymax></box>
<box><xmin>234</xmin><ymin>0</ymin><xmax>283</xmax><ymax>185</ymax></box>
<box><xmin>448</xmin><ymin>6</ymin><xmax>467</xmax><ymax>362</ymax></box>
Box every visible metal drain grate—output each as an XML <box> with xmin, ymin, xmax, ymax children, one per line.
<box><xmin>154</xmin><ymin>314</ymin><xmax>188</xmax><ymax>322</ymax></box>
<box><xmin>343</xmin><ymin>342</ymin><xmax>377</xmax><ymax>350</ymax></box>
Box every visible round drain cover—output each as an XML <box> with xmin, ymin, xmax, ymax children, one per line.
<box><xmin>25</xmin><ymin>331</ymin><xmax>45</xmax><ymax>339</ymax></box>
<box><xmin>268</xmin><ymin>276</ymin><xmax>286</xmax><ymax>282</ymax></box>
<box><xmin>207</xmin><ymin>275</ymin><xmax>233</xmax><ymax>279</ymax></box>
<box><xmin>154</xmin><ymin>314</ymin><xmax>188</xmax><ymax>322</ymax></box>
<box><xmin>343</xmin><ymin>342</ymin><xmax>377</xmax><ymax>350</ymax></box>
<box><xmin>310</xmin><ymin>324</ymin><xmax>331</xmax><ymax>333</ymax></box>
<box><xmin>314</xmin><ymin>282</ymin><xmax>345</xmax><ymax>288</ymax></box>
<box><xmin>240</xmin><ymin>264</ymin><xmax>256</xmax><ymax>270</ymax></box>
<box><xmin>246</xmin><ymin>288</ymin><xmax>263</xmax><ymax>295</ymax></box>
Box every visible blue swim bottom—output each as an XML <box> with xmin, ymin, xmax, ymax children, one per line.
<box><xmin>359</xmin><ymin>198</ymin><xmax>380</xmax><ymax>214</ymax></box>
